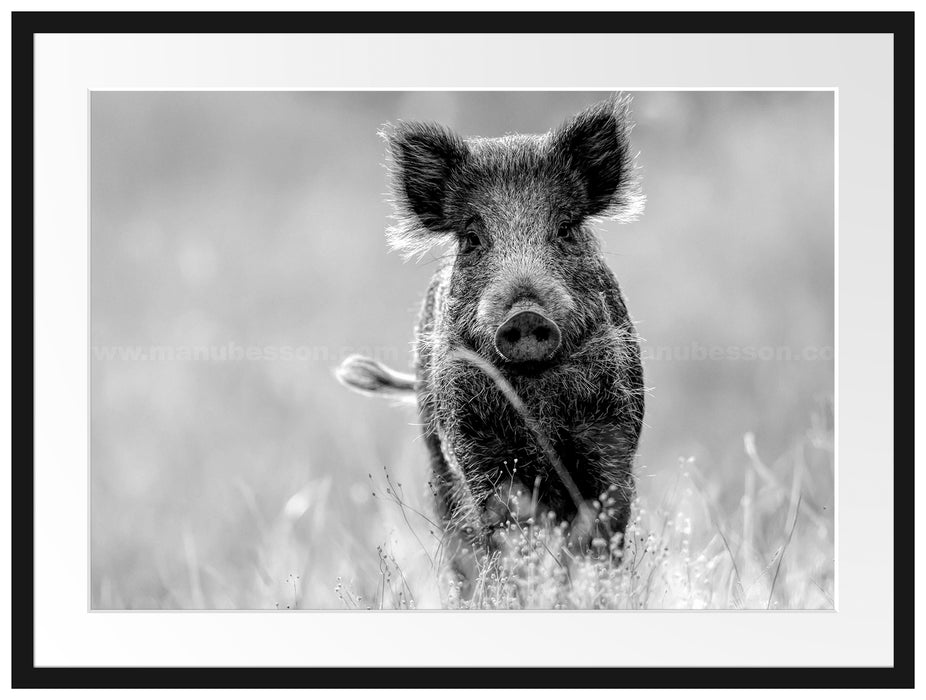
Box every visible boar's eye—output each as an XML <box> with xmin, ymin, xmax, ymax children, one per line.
<box><xmin>556</xmin><ymin>221</ymin><xmax>577</xmax><ymax>243</ymax></box>
<box><xmin>459</xmin><ymin>223</ymin><xmax>484</xmax><ymax>254</ymax></box>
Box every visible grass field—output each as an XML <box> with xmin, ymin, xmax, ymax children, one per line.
<box><xmin>94</xmin><ymin>393</ymin><xmax>834</xmax><ymax>610</ymax></box>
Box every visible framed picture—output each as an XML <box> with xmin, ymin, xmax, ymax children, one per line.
<box><xmin>13</xmin><ymin>8</ymin><xmax>913</xmax><ymax>690</ymax></box>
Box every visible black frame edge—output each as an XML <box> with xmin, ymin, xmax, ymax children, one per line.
<box><xmin>11</xmin><ymin>9</ymin><xmax>914</xmax><ymax>691</ymax></box>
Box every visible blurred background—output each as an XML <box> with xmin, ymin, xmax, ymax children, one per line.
<box><xmin>91</xmin><ymin>92</ymin><xmax>834</xmax><ymax>609</ymax></box>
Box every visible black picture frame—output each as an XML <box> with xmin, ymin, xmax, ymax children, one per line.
<box><xmin>11</xmin><ymin>9</ymin><xmax>914</xmax><ymax>690</ymax></box>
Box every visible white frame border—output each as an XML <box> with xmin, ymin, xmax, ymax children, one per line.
<box><xmin>33</xmin><ymin>31</ymin><xmax>893</xmax><ymax>668</ymax></box>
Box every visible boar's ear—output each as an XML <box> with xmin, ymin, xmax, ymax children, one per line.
<box><xmin>381</xmin><ymin>121</ymin><xmax>470</xmax><ymax>258</ymax></box>
<box><xmin>550</xmin><ymin>95</ymin><xmax>644</xmax><ymax>222</ymax></box>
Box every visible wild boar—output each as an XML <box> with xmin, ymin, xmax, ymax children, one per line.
<box><xmin>338</xmin><ymin>95</ymin><xmax>645</xmax><ymax>569</ymax></box>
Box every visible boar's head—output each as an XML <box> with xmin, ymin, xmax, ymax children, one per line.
<box><xmin>384</xmin><ymin>96</ymin><xmax>644</xmax><ymax>372</ymax></box>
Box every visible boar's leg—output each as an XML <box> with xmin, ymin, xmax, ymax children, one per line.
<box><xmin>562</xmin><ymin>420</ymin><xmax>637</xmax><ymax>555</ymax></box>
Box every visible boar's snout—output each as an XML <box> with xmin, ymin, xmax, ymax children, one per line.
<box><xmin>494</xmin><ymin>305</ymin><xmax>562</xmax><ymax>363</ymax></box>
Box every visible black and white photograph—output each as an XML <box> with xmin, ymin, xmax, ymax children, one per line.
<box><xmin>90</xmin><ymin>90</ymin><xmax>835</xmax><ymax>611</ymax></box>
<box><xmin>15</xmin><ymin>9</ymin><xmax>911</xmax><ymax>687</ymax></box>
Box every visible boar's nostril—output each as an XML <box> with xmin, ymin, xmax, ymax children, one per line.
<box><xmin>494</xmin><ymin>310</ymin><xmax>562</xmax><ymax>363</ymax></box>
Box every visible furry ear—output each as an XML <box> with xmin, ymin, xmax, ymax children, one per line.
<box><xmin>382</xmin><ymin>121</ymin><xmax>470</xmax><ymax>258</ymax></box>
<box><xmin>550</xmin><ymin>95</ymin><xmax>644</xmax><ymax>222</ymax></box>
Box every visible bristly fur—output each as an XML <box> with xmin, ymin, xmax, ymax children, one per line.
<box><xmin>345</xmin><ymin>95</ymin><xmax>648</xmax><ymax>584</ymax></box>
<box><xmin>381</xmin><ymin>93</ymin><xmax>644</xmax><ymax>260</ymax></box>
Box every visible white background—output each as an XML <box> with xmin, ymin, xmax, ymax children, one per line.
<box><xmin>2</xmin><ymin>0</ymin><xmax>920</xmax><ymax>697</ymax></box>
